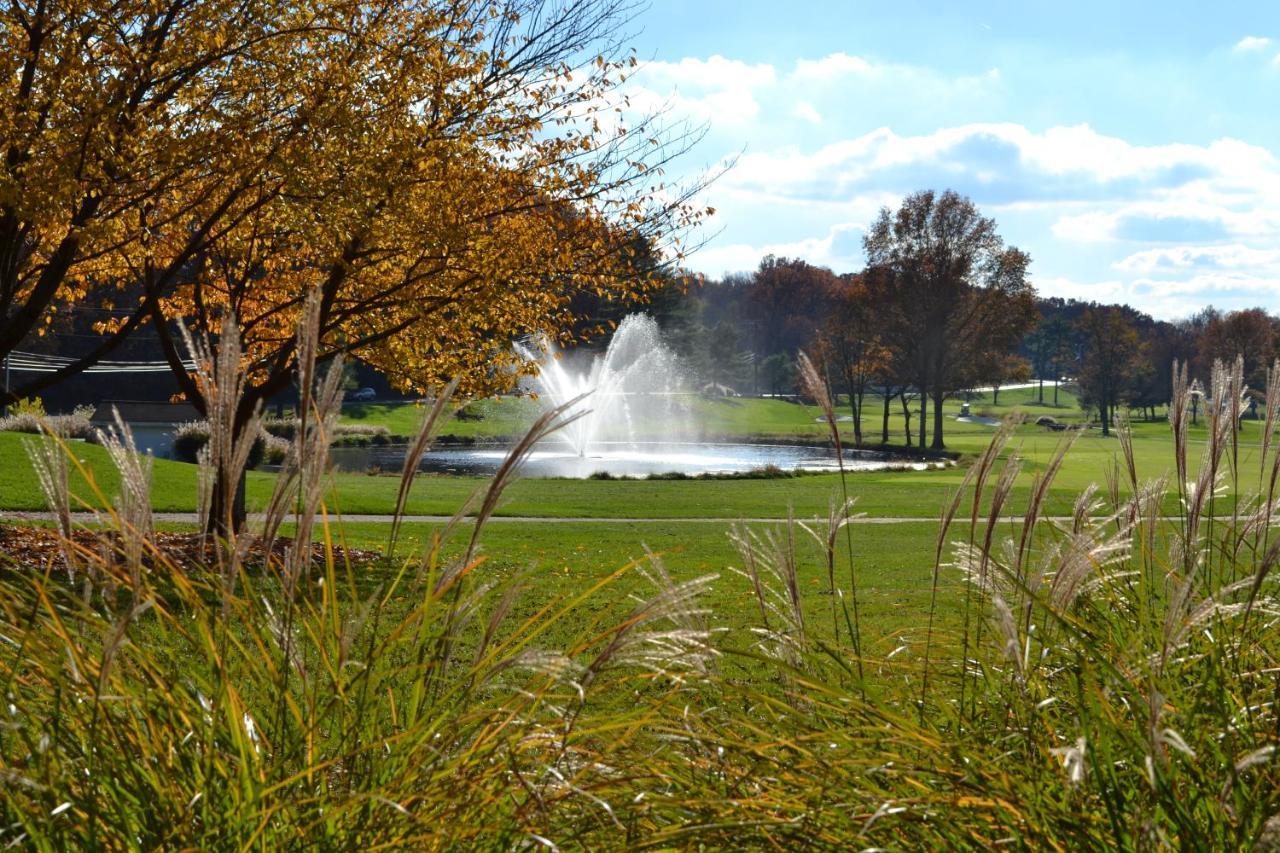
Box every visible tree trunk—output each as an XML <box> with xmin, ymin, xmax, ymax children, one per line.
<box><xmin>918</xmin><ymin>391</ymin><xmax>927</xmax><ymax>448</ymax></box>
<box><xmin>1038</xmin><ymin>376</ymin><xmax>1044</xmax><ymax>403</ymax></box>
<box><xmin>850</xmin><ymin>386</ymin><xmax>863</xmax><ymax>445</ymax></box>
<box><xmin>1100</xmin><ymin>399</ymin><xmax>1111</xmax><ymax>436</ymax></box>
<box><xmin>992</xmin><ymin>385</ymin><xmax>1000</xmax><ymax>406</ymax></box>
<box><xmin>204</xmin><ymin>410</ymin><xmax>258</xmax><ymax>537</ymax></box>
<box><xmin>931</xmin><ymin>390</ymin><xmax>946</xmax><ymax>450</ymax></box>
<box><xmin>899</xmin><ymin>391</ymin><xmax>913</xmax><ymax>446</ymax></box>
<box><xmin>1053</xmin><ymin>380</ymin><xmax>1059</xmax><ymax>406</ymax></box>
<box><xmin>881</xmin><ymin>389</ymin><xmax>892</xmax><ymax>444</ymax></box>
<box><xmin>207</xmin><ymin>468</ymin><xmax>247</xmax><ymax>538</ymax></box>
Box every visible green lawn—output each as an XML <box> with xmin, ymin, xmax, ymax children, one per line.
<box><xmin>339</xmin><ymin>384</ymin><xmax>1084</xmax><ymax>443</ymax></box>
<box><xmin>341</xmin><ymin>396</ymin><xmax>546</xmax><ymax>439</ymax></box>
<box><xmin>0</xmin><ymin>386</ymin><xmax>1261</xmax><ymax>521</ymax></box>
<box><xmin>7</xmin><ymin>380</ymin><xmax>1258</xmax><ymax>677</ymax></box>
<box><xmin>7</xmin><ymin>390</ymin><xmax>1274</xmax><ymax>851</ymax></box>
<box><xmin>235</xmin><ymin>517</ymin><xmax>953</xmax><ymax>664</ymax></box>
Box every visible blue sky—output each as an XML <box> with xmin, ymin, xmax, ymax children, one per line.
<box><xmin>615</xmin><ymin>1</ymin><xmax>1280</xmax><ymax>318</ymax></box>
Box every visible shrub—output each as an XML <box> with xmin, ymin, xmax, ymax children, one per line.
<box><xmin>260</xmin><ymin>433</ymin><xmax>290</xmax><ymax>465</ymax></box>
<box><xmin>0</xmin><ymin>405</ymin><xmax>93</xmax><ymax>439</ymax></box>
<box><xmin>263</xmin><ymin>417</ymin><xmax>393</xmax><ymax>444</ymax></box>
<box><xmin>172</xmin><ymin>420</ymin><xmax>267</xmax><ymax>468</ymax></box>
<box><xmin>639</xmin><ymin>465</ymin><xmax>802</xmax><ymax>481</ymax></box>
<box><xmin>261</xmin><ymin>416</ymin><xmax>297</xmax><ymax>441</ymax></box>
<box><xmin>170</xmin><ymin>420</ymin><xmax>211</xmax><ymax>462</ymax></box>
<box><xmin>12</xmin><ymin>396</ymin><xmax>45</xmax><ymax>416</ymax></box>
<box><xmin>1</xmin><ymin>390</ymin><xmax>722</xmax><ymax>848</ymax></box>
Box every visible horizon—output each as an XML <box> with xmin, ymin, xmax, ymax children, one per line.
<box><xmin>624</xmin><ymin>0</ymin><xmax>1280</xmax><ymax>321</ymax></box>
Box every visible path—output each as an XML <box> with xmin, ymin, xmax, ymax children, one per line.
<box><xmin>1</xmin><ymin>511</ymin><xmax>1081</xmax><ymax>526</ymax></box>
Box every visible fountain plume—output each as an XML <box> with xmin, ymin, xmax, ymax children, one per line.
<box><xmin>517</xmin><ymin>314</ymin><xmax>689</xmax><ymax>457</ymax></box>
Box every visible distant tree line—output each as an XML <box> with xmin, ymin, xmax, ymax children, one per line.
<box><xmin>595</xmin><ymin>190</ymin><xmax>1280</xmax><ymax>448</ymax></box>
<box><xmin>608</xmin><ymin>190</ymin><xmax>1039</xmax><ymax>450</ymax></box>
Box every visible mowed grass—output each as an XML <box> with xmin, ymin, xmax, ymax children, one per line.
<box><xmin>341</xmin><ymin>395</ymin><xmax>545</xmax><ymax>439</ymax></box>
<box><xmin>340</xmin><ymin>384</ymin><xmax>1081</xmax><ymax>441</ymax></box>
<box><xmin>0</xmin><ymin>384</ymin><xmax>1267</xmax><ymax>521</ymax></box>
<box><xmin>10</xmin><ymin>386</ymin><xmax>1276</xmax><ymax>847</ymax></box>
<box><xmin>317</xmin><ymin>519</ymin><xmax>951</xmax><ymax>657</ymax></box>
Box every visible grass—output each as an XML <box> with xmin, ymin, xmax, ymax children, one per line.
<box><xmin>3</xmin><ymin>356</ymin><xmax>1280</xmax><ymax>847</ymax></box>
<box><xmin>341</xmin><ymin>396</ymin><xmax>545</xmax><ymax>439</ymax></box>
<box><xmin>2</xmin><ymin>402</ymin><xmax>1264</xmax><ymax>521</ymax></box>
<box><xmin>328</xmin><ymin>519</ymin><xmax>948</xmax><ymax>655</ymax></box>
<box><xmin>339</xmin><ymin>384</ymin><xmax>1084</xmax><ymax>442</ymax></box>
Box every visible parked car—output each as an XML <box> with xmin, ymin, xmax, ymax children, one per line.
<box><xmin>347</xmin><ymin>387</ymin><xmax>376</xmax><ymax>402</ymax></box>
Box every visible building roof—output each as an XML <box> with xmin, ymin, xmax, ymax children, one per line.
<box><xmin>89</xmin><ymin>400</ymin><xmax>201</xmax><ymax>424</ymax></box>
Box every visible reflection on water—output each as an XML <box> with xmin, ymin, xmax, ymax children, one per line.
<box><xmin>330</xmin><ymin>442</ymin><xmax>938</xmax><ymax>478</ymax></box>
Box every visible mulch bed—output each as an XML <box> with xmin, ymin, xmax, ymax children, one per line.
<box><xmin>0</xmin><ymin>525</ymin><xmax>381</xmax><ymax>573</ymax></box>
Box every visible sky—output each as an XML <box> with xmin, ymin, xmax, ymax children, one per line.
<box><xmin>615</xmin><ymin>0</ymin><xmax>1280</xmax><ymax>319</ymax></box>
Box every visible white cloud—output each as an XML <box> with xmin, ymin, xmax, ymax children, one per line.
<box><xmin>689</xmin><ymin>223</ymin><xmax>865</xmax><ymax>275</ymax></box>
<box><xmin>613</xmin><ymin>50</ymin><xmax>1280</xmax><ymax>316</ymax></box>
<box><xmin>1051</xmin><ymin>197</ymin><xmax>1280</xmax><ymax>245</ymax></box>
<box><xmin>713</xmin><ymin>123</ymin><xmax>1280</xmax><ymax>258</ymax></box>
<box><xmin>1050</xmin><ymin>211</ymin><xmax>1116</xmax><ymax>243</ymax></box>
<box><xmin>1234</xmin><ymin>36</ymin><xmax>1272</xmax><ymax>52</ymax></box>
<box><xmin>1107</xmin><ymin>246</ymin><xmax>1280</xmax><ymax>317</ymax></box>
<box><xmin>1032</xmin><ymin>276</ymin><xmax>1127</xmax><ymax>303</ymax></box>
<box><xmin>728</xmin><ymin>123</ymin><xmax>1167</xmax><ymax>193</ymax></box>
<box><xmin>639</xmin><ymin>55</ymin><xmax>776</xmax><ymax>91</ymax></box>
<box><xmin>792</xmin><ymin>101</ymin><xmax>822</xmax><ymax>124</ymax></box>
<box><xmin>628</xmin><ymin>56</ymin><xmax>777</xmax><ymax>125</ymax></box>
<box><xmin>1114</xmin><ymin>244</ymin><xmax>1280</xmax><ymax>273</ymax></box>
<box><xmin>1029</xmin><ymin>275</ymin><xmax>1278</xmax><ymax>319</ymax></box>
<box><xmin>618</xmin><ymin>52</ymin><xmax>1003</xmax><ymax>135</ymax></box>
<box><xmin>791</xmin><ymin>52</ymin><xmax>873</xmax><ymax>81</ymax></box>
<box><xmin>1131</xmin><ymin>273</ymin><xmax>1280</xmax><ymax>298</ymax></box>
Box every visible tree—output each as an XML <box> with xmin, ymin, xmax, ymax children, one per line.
<box><xmin>703</xmin><ymin>321</ymin><xmax>753</xmax><ymax>391</ymax></box>
<box><xmin>1076</xmin><ymin>306</ymin><xmax>1143</xmax><ymax>436</ymax></box>
<box><xmin>760</xmin><ymin>352</ymin><xmax>795</xmax><ymax>397</ymax></box>
<box><xmin>980</xmin><ymin>352</ymin><xmax>1032</xmax><ymax>407</ymax></box>
<box><xmin>1131</xmin><ymin>320</ymin><xmax>1196</xmax><ymax>420</ymax></box>
<box><xmin>814</xmin><ymin>275</ymin><xmax>889</xmax><ymax>445</ymax></box>
<box><xmin>1197</xmin><ymin>308</ymin><xmax>1278</xmax><ymax>390</ymax></box>
<box><xmin>2</xmin><ymin>0</ymin><xmax>348</xmax><ymax>396</ymax></box>
<box><xmin>864</xmin><ymin>190</ymin><xmax>1037</xmax><ymax>449</ymax></box>
<box><xmin>1025</xmin><ymin>316</ymin><xmax>1073</xmax><ymax>404</ymax></box>
<box><xmin>743</xmin><ymin>256</ymin><xmax>836</xmax><ymax>361</ymax></box>
<box><xmin>2</xmin><ymin>0</ymin><xmax>710</xmax><ymax>530</ymax></box>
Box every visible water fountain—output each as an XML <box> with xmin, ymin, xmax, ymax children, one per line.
<box><xmin>404</xmin><ymin>314</ymin><xmax>941</xmax><ymax>478</ymax></box>
<box><xmin>515</xmin><ymin>314</ymin><xmax>689</xmax><ymax>457</ymax></box>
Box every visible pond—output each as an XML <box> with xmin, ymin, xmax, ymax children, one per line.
<box><xmin>328</xmin><ymin>441</ymin><xmax>942</xmax><ymax>478</ymax></box>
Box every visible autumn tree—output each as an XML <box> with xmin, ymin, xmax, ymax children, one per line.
<box><xmin>978</xmin><ymin>352</ymin><xmax>1032</xmax><ymax>407</ymax></box>
<box><xmin>864</xmin><ymin>190</ymin><xmax>1037</xmax><ymax>449</ymax></box>
<box><xmin>744</xmin><ymin>256</ymin><xmax>836</xmax><ymax>362</ymax></box>
<box><xmin>1197</xmin><ymin>308</ymin><xmax>1278</xmax><ymax>389</ymax></box>
<box><xmin>814</xmin><ymin>274</ymin><xmax>889</xmax><ymax>444</ymax></box>
<box><xmin>1131</xmin><ymin>319</ymin><xmax>1196</xmax><ymax>420</ymax></box>
<box><xmin>1076</xmin><ymin>306</ymin><xmax>1144</xmax><ymax>436</ymax></box>
<box><xmin>2</xmin><ymin>0</ymin><xmax>710</xmax><ymax>529</ymax></box>
<box><xmin>1</xmin><ymin>0</ymin><xmax>345</xmax><ymax>396</ymax></box>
